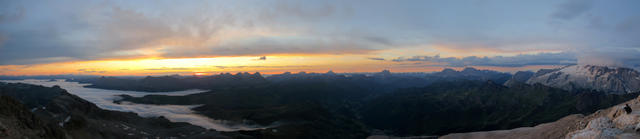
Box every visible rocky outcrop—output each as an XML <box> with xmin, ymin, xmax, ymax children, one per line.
<box><xmin>441</xmin><ymin>95</ymin><xmax>640</xmax><ymax>139</ymax></box>
<box><xmin>565</xmin><ymin>117</ymin><xmax>622</xmax><ymax>139</ymax></box>
<box><xmin>0</xmin><ymin>95</ymin><xmax>66</xmax><ymax>139</ymax></box>
<box><xmin>565</xmin><ymin>103</ymin><xmax>640</xmax><ymax>139</ymax></box>
<box><xmin>526</xmin><ymin>65</ymin><xmax>640</xmax><ymax>94</ymax></box>
<box><xmin>439</xmin><ymin>114</ymin><xmax>587</xmax><ymax>139</ymax></box>
<box><xmin>0</xmin><ymin>83</ymin><xmax>232</xmax><ymax>139</ymax></box>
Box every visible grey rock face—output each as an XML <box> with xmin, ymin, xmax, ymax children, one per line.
<box><xmin>526</xmin><ymin>65</ymin><xmax>640</xmax><ymax>94</ymax></box>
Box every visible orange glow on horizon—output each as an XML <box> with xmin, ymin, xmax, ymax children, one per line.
<box><xmin>193</xmin><ymin>72</ymin><xmax>209</xmax><ymax>76</ymax></box>
<box><xmin>0</xmin><ymin>53</ymin><xmax>562</xmax><ymax>76</ymax></box>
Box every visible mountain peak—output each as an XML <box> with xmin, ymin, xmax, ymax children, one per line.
<box><xmin>462</xmin><ymin>67</ymin><xmax>479</xmax><ymax>72</ymax></box>
<box><xmin>326</xmin><ymin>70</ymin><xmax>336</xmax><ymax>75</ymax></box>
<box><xmin>376</xmin><ymin>69</ymin><xmax>392</xmax><ymax>77</ymax></box>
<box><xmin>527</xmin><ymin>65</ymin><xmax>640</xmax><ymax>94</ymax></box>
<box><xmin>441</xmin><ymin>68</ymin><xmax>457</xmax><ymax>73</ymax></box>
<box><xmin>503</xmin><ymin>71</ymin><xmax>535</xmax><ymax>87</ymax></box>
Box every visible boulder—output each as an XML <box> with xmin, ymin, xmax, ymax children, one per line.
<box><xmin>587</xmin><ymin>117</ymin><xmax>615</xmax><ymax>129</ymax></box>
<box><xmin>566</xmin><ymin>117</ymin><xmax>622</xmax><ymax>139</ymax></box>
<box><xmin>612</xmin><ymin>114</ymin><xmax>640</xmax><ymax>130</ymax></box>
<box><xmin>607</xmin><ymin>106</ymin><xmax>627</xmax><ymax>119</ymax></box>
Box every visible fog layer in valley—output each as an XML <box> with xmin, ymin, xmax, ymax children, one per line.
<box><xmin>0</xmin><ymin>79</ymin><xmax>272</xmax><ymax>131</ymax></box>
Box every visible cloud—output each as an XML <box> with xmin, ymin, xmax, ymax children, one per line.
<box><xmin>392</xmin><ymin>52</ymin><xmax>577</xmax><ymax>67</ymax></box>
<box><xmin>0</xmin><ymin>65</ymin><xmax>27</xmax><ymax>73</ymax></box>
<box><xmin>205</xmin><ymin>36</ymin><xmax>381</xmax><ymax>56</ymax></box>
<box><xmin>615</xmin><ymin>16</ymin><xmax>640</xmax><ymax>34</ymax></box>
<box><xmin>577</xmin><ymin>48</ymin><xmax>640</xmax><ymax>68</ymax></box>
<box><xmin>0</xmin><ymin>6</ymin><xmax>25</xmax><ymax>23</ymax></box>
<box><xmin>367</xmin><ymin>57</ymin><xmax>385</xmax><ymax>61</ymax></box>
<box><xmin>551</xmin><ymin>0</ymin><xmax>593</xmax><ymax>20</ymax></box>
<box><xmin>213</xmin><ymin>65</ymin><xmax>311</xmax><ymax>69</ymax></box>
<box><xmin>1</xmin><ymin>0</ymin><xmax>639</xmax><ymax>69</ymax></box>
<box><xmin>0</xmin><ymin>1</ymin><xmax>387</xmax><ymax>65</ymax></box>
<box><xmin>264</xmin><ymin>1</ymin><xmax>337</xmax><ymax>20</ymax></box>
<box><xmin>0</xmin><ymin>34</ymin><xmax>5</xmax><ymax>45</ymax></box>
<box><xmin>144</xmin><ymin>68</ymin><xmax>192</xmax><ymax>71</ymax></box>
<box><xmin>214</xmin><ymin>66</ymin><xmax>228</xmax><ymax>69</ymax></box>
<box><xmin>77</xmin><ymin>68</ymin><xmax>107</xmax><ymax>73</ymax></box>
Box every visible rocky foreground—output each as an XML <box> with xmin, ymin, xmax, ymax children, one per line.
<box><xmin>0</xmin><ymin>83</ymin><xmax>237</xmax><ymax>139</ymax></box>
<box><xmin>440</xmin><ymin>95</ymin><xmax>640</xmax><ymax>139</ymax></box>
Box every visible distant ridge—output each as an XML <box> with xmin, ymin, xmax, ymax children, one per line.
<box><xmin>525</xmin><ymin>65</ymin><xmax>640</xmax><ymax>94</ymax></box>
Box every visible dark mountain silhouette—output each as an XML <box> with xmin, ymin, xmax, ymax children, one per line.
<box><xmin>79</xmin><ymin>67</ymin><xmax>512</xmax><ymax>93</ymax></box>
<box><xmin>429</xmin><ymin>67</ymin><xmax>512</xmax><ymax>84</ymax></box>
<box><xmin>0</xmin><ymin>82</ymin><xmax>243</xmax><ymax>138</ymax></box>
<box><xmin>77</xmin><ymin>72</ymin><xmax>268</xmax><ymax>92</ymax></box>
<box><xmin>5</xmin><ymin>67</ymin><xmax>639</xmax><ymax>138</ymax></box>
<box><xmin>0</xmin><ymin>95</ymin><xmax>66</xmax><ymax>138</ymax></box>
<box><xmin>361</xmin><ymin>80</ymin><xmax>637</xmax><ymax>135</ymax></box>
<box><xmin>117</xmin><ymin>77</ymin><xmax>638</xmax><ymax>137</ymax></box>
<box><xmin>503</xmin><ymin>71</ymin><xmax>535</xmax><ymax>87</ymax></box>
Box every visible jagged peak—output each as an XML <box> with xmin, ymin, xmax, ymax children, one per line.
<box><xmin>377</xmin><ymin>69</ymin><xmax>392</xmax><ymax>76</ymax></box>
<box><xmin>462</xmin><ymin>67</ymin><xmax>479</xmax><ymax>72</ymax></box>
<box><xmin>380</xmin><ymin>69</ymin><xmax>391</xmax><ymax>74</ymax></box>
<box><xmin>326</xmin><ymin>70</ymin><xmax>336</xmax><ymax>75</ymax></box>
<box><xmin>533</xmin><ymin>68</ymin><xmax>562</xmax><ymax>77</ymax></box>
<box><xmin>441</xmin><ymin>68</ymin><xmax>457</xmax><ymax>73</ymax></box>
<box><xmin>527</xmin><ymin>64</ymin><xmax>640</xmax><ymax>94</ymax></box>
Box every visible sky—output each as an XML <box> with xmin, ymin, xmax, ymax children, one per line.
<box><xmin>1</xmin><ymin>0</ymin><xmax>639</xmax><ymax>76</ymax></box>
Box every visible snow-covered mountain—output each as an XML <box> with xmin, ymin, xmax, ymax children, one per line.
<box><xmin>525</xmin><ymin>65</ymin><xmax>640</xmax><ymax>94</ymax></box>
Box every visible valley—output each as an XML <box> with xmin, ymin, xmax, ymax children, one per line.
<box><xmin>3</xmin><ymin>65</ymin><xmax>639</xmax><ymax>138</ymax></box>
<box><xmin>3</xmin><ymin>1</ymin><xmax>639</xmax><ymax>138</ymax></box>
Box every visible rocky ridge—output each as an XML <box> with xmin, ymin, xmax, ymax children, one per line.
<box><xmin>524</xmin><ymin>65</ymin><xmax>640</xmax><ymax>94</ymax></box>
<box><xmin>440</xmin><ymin>95</ymin><xmax>640</xmax><ymax>139</ymax></box>
<box><xmin>0</xmin><ymin>82</ymin><xmax>234</xmax><ymax>139</ymax></box>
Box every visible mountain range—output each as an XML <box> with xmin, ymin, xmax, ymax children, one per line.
<box><xmin>0</xmin><ymin>82</ymin><xmax>253</xmax><ymax>139</ymax></box>
<box><xmin>440</xmin><ymin>93</ymin><xmax>640</xmax><ymax>139</ymax></box>
<box><xmin>503</xmin><ymin>65</ymin><xmax>640</xmax><ymax>94</ymax></box>
<box><xmin>2</xmin><ymin>65</ymin><xmax>640</xmax><ymax>138</ymax></box>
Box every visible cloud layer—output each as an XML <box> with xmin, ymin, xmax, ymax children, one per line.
<box><xmin>0</xmin><ymin>0</ymin><xmax>639</xmax><ymax>68</ymax></box>
<box><xmin>577</xmin><ymin>48</ymin><xmax>640</xmax><ymax>68</ymax></box>
<box><xmin>391</xmin><ymin>52</ymin><xmax>577</xmax><ymax>67</ymax></box>
<box><xmin>0</xmin><ymin>79</ymin><xmax>273</xmax><ymax>131</ymax></box>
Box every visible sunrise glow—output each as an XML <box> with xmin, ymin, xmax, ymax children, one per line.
<box><xmin>1</xmin><ymin>0</ymin><xmax>638</xmax><ymax>76</ymax></box>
